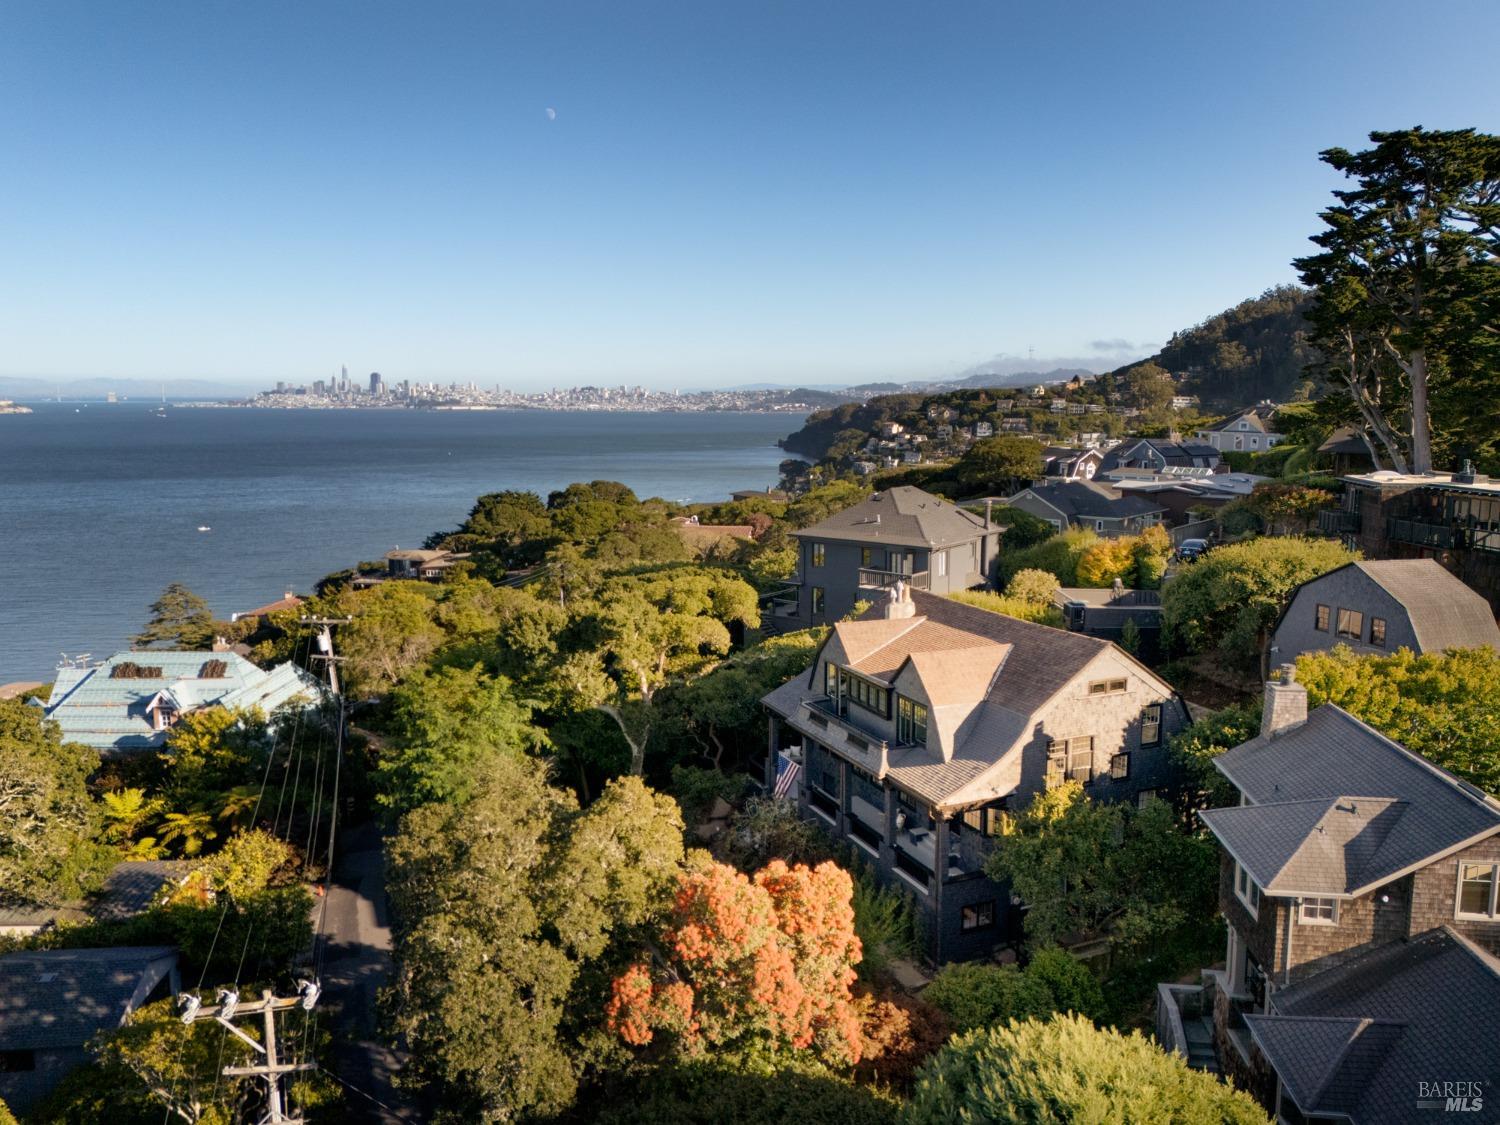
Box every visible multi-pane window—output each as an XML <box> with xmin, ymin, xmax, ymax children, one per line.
<box><xmin>841</xmin><ymin>670</ymin><xmax>890</xmax><ymax>717</ymax></box>
<box><xmin>861</xmin><ymin>547</ymin><xmax>874</xmax><ymax>567</ymax></box>
<box><xmin>811</xmin><ymin>543</ymin><xmax>826</xmax><ymax>567</ymax></box>
<box><xmin>897</xmin><ymin>695</ymin><xmax>929</xmax><ymax>745</ymax></box>
<box><xmin>960</xmin><ymin>901</ymin><xmax>996</xmax><ymax>931</ymax></box>
<box><xmin>1315</xmin><ymin>604</ymin><xmax>1331</xmax><ymax>632</ymax></box>
<box><xmin>1047</xmin><ymin>737</ymin><xmax>1095</xmax><ymax>783</ymax></box>
<box><xmin>1336</xmin><ymin>607</ymin><xmax>1363</xmax><ymax>640</ymax></box>
<box><xmin>934</xmin><ymin>550</ymin><xmax>948</xmax><ymax>578</ymax></box>
<box><xmin>1110</xmin><ymin>752</ymin><xmax>1130</xmax><ymax>780</ymax></box>
<box><xmin>824</xmin><ymin>661</ymin><xmax>839</xmax><ymax>697</ymax></box>
<box><xmin>811</xmin><ymin>587</ymin><xmax>825</xmax><ymax>616</ymax></box>
<box><xmin>1088</xmin><ymin>678</ymin><xmax>1128</xmax><ymax>696</ymax></box>
<box><xmin>1370</xmin><ymin>617</ymin><xmax>1387</xmax><ymax>647</ymax></box>
<box><xmin>1299</xmin><ymin>897</ymin><xmax>1338</xmax><ymax>925</ymax></box>
<box><xmin>1234</xmin><ymin>862</ymin><xmax>1261</xmax><ymax>919</ymax></box>
<box><xmin>1136</xmin><ymin>789</ymin><xmax>1159</xmax><ymax>809</ymax></box>
<box><xmin>961</xmin><ymin>803</ymin><xmax>1006</xmax><ymax>836</ymax></box>
<box><xmin>1458</xmin><ymin>863</ymin><xmax>1499</xmax><ymax>919</ymax></box>
<box><xmin>1141</xmin><ymin>703</ymin><xmax>1162</xmax><ymax>747</ymax></box>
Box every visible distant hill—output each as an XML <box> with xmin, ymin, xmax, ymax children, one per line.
<box><xmin>1113</xmin><ymin>286</ymin><xmax>1316</xmax><ymax>408</ymax></box>
<box><xmin>0</xmin><ymin>375</ymin><xmax>255</xmax><ymax>400</ymax></box>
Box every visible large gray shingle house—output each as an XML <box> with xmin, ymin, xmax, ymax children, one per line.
<box><xmin>762</xmin><ymin>587</ymin><xmax>1188</xmax><ymax>962</ymax></box>
<box><xmin>767</xmin><ymin>487</ymin><xmax>1000</xmax><ymax>631</ymax></box>
<box><xmin>1267</xmin><ymin>559</ymin><xmax>1500</xmax><ymax>671</ymax></box>
<box><xmin>1004</xmin><ymin>480</ymin><xmax>1166</xmax><ymax>537</ymax></box>
<box><xmin>1157</xmin><ymin>668</ymin><xmax>1500</xmax><ymax>1121</ymax></box>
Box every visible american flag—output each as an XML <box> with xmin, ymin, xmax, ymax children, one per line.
<box><xmin>772</xmin><ymin>751</ymin><xmax>801</xmax><ymax>799</ymax></box>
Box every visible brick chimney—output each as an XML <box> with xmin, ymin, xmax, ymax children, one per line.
<box><xmin>1260</xmin><ymin>663</ymin><xmax>1308</xmax><ymax>738</ymax></box>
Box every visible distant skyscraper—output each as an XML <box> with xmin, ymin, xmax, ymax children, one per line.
<box><xmin>369</xmin><ymin>372</ymin><xmax>382</xmax><ymax>396</ymax></box>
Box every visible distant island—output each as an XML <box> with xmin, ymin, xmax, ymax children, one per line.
<box><xmin>0</xmin><ymin>399</ymin><xmax>34</xmax><ymax>415</ymax></box>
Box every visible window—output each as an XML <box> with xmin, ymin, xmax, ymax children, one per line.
<box><xmin>1370</xmin><ymin>617</ymin><xmax>1386</xmax><ymax>647</ymax></box>
<box><xmin>961</xmin><ymin>901</ymin><xmax>997</xmax><ymax>931</ymax></box>
<box><xmin>1110</xmin><ymin>752</ymin><xmax>1130</xmax><ymax>780</ymax></box>
<box><xmin>934</xmin><ymin>550</ymin><xmax>948</xmax><ymax>578</ymax></box>
<box><xmin>861</xmin><ymin>547</ymin><xmax>873</xmax><ymax>567</ymax></box>
<box><xmin>1457</xmin><ymin>863</ymin><xmax>1499</xmax><ymax>919</ymax></box>
<box><xmin>1136</xmin><ymin>788</ymin><xmax>1159</xmax><ymax>809</ymax></box>
<box><xmin>1335</xmin><ymin>607</ymin><xmax>1363</xmax><ymax>640</ymax></box>
<box><xmin>961</xmin><ymin>803</ymin><xmax>1007</xmax><ymax>836</ymax></box>
<box><xmin>1087</xmin><ymin>678</ymin><xmax>1128</xmax><ymax>696</ymax></box>
<box><xmin>1135</xmin><ymin>705</ymin><xmax>1163</xmax><ymax>751</ymax></box>
<box><xmin>811</xmin><ymin>543</ymin><xmax>825</xmax><ymax>567</ymax></box>
<box><xmin>897</xmin><ymin>695</ymin><xmax>929</xmax><ymax>744</ymax></box>
<box><xmin>824</xmin><ymin>661</ymin><xmax>839</xmax><ymax>698</ymax></box>
<box><xmin>1234</xmin><ymin>861</ymin><xmax>1261</xmax><ymax>919</ymax></box>
<box><xmin>1095</xmin><ymin>520</ymin><xmax>1105</xmax><ymax>531</ymax></box>
<box><xmin>1315</xmin><ymin>604</ymin><xmax>1330</xmax><ymax>632</ymax></box>
<box><xmin>1299</xmin><ymin>897</ymin><xmax>1338</xmax><ymax>925</ymax></box>
<box><xmin>1047</xmin><ymin>737</ymin><xmax>1095</xmax><ymax>783</ymax></box>
<box><xmin>811</xmin><ymin>586</ymin><xmax>825</xmax><ymax>616</ymax></box>
<box><xmin>840</xmin><ymin>670</ymin><xmax>890</xmax><ymax>717</ymax></box>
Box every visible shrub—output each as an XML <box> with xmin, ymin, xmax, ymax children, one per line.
<box><xmin>593</xmin><ymin>1058</ymin><xmax>901</xmax><ymax>1125</ymax></box>
<box><xmin>850</xmin><ymin>867</ymin><xmax>918</xmax><ymax>979</ymax></box>
<box><xmin>1024</xmin><ymin>946</ymin><xmax>1105</xmax><ymax>1020</ymax></box>
<box><xmin>920</xmin><ymin>963</ymin><xmax>1055</xmax><ymax>1033</ymax></box>
<box><xmin>1003</xmin><ymin>568</ymin><xmax>1061</xmax><ymax>604</ymax></box>
<box><xmin>998</xmin><ymin>527</ymin><xmax>1099</xmax><ymax>586</ymax></box>
<box><xmin>906</xmin><ymin>1014</ymin><xmax>1270</xmax><ymax>1124</ymax></box>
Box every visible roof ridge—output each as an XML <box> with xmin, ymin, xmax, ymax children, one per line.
<box><xmin>1322</xmin><ymin>706</ymin><xmax>1500</xmax><ymax>815</ymax></box>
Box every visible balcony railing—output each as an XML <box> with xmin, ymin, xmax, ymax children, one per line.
<box><xmin>1386</xmin><ymin>517</ymin><xmax>1456</xmax><ymax>550</ymax></box>
<box><xmin>804</xmin><ymin>697</ymin><xmax>891</xmax><ymax>777</ymax></box>
<box><xmin>1317</xmin><ymin>508</ymin><xmax>1360</xmax><ymax>535</ymax></box>
<box><xmin>858</xmin><ymin>568</ymin><xmax>930</xmax><ymax>591</ymax></box>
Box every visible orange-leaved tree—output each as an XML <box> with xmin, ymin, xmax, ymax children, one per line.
<box><xmin>606</xmin><ymin>858</ymin><xmax>864</xmax><ymax>1065</ymax></box>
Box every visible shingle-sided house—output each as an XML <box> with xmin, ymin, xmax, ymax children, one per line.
<box><xmin>1157</xmin><ymin>667</ymin><xmax>1500</xmax><ymax>1119</ymax></box>
<box><xmin>0</xmin><ymin>860</ymin><xmax>190</xmax><ymax>938</ymax></box>
<box><xmin>0</xmin><ymin>946</ymin><xmax>179</xmax><ymax>1114</ymax></box>
<box><xmin>1268</xmin><ymin>559</ymin><xmax>1500</xmax><ymax>670</ymax></box>
<box><xmin>1004</xmin><ymin>480</ymin><xmax>1166</xmax><ymax>537</ymax></box>
<box><xmin>1039</xmin><ymin>446</ymin><xmax>1103</xmax><ymax>481</ymax></box>
<box><xmin>1194</xmin><ymin>404</ymin><xmax>1285</xmax><ymax>454</ymax></box>
<box><xmin>761</xmin><ymin>587</ymin><xmax>1188</xmax><ymax>962</ymax></box>
<box><xmin>769</xmin><ymin>487</ymin><xmax>1001</xmax><ymax>630</ymax></box>
<box><xmin>44</xmin><ymin>650</ymin><xmax>323</xmax><ymax>754</ymax></box>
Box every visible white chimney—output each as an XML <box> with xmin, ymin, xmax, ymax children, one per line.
<box><xmin>877</xmin><ymin>580</ymin><xmax>917</xmax><ymax>620</ymax></box>
<box><xmin>1261</xmin><ymin>663</ymin><xmax>1308</xmax><ymax>738</ymax></box>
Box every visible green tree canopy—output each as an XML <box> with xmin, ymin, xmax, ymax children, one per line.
<box><xmin>955</xmin><ymin>437</ymin><xmax>1043</xmax><ymax>494</ymax></box>
<box><xmin>133</xmin><ymin>582</ymin><xmax>216</xmax><ymax>649</ymax></box>
<box><xmin>0</xmin><ymin>700</ymin><xmax>111</xmax><ymax>905</ymax></box>
<box><xmin>1296</xmin><ymin>646</ymin><xmax>1500</xmax><ymax>793</ymax></box>
<box><xmin>905</xmin><ymin>1014</ymin><xmax>1269</xmax><ymax>1124</ymax></box>
<box><xmin>1296</xmin><ymin>127</ymin><xmax>1500</xmax><ymax>473</ymax></box>
<box><xmin>1160</xmin><ymin>537</ymin><xmax>1358</xmax><ymax>669</ymax></box>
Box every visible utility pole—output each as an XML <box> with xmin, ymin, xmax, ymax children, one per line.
<box><xmin>300</xmin><ymin>616</ymin><xmax>351</xmax><ymax>696</ymax></box>
<box><xmin>179</xmin><ymin>982</ymin><xmax>321</xmax><ymax>1124</ymax></box>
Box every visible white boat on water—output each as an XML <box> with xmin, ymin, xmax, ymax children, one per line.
<box><xmin>197</xmin><ymin>525</ymin><xmax>212</xmax><ymax>532</ymax></box>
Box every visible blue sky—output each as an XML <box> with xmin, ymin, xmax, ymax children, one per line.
<box><xmin>1</xmin><ymin>1</ymin><xmax>1495</xmax><ymax>390</ymax></box>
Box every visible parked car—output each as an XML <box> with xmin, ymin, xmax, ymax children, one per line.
<box><xmin>1176</xmin><ymin>538</ymin><xmax>1210</xmax><ymax>561</ymax></box>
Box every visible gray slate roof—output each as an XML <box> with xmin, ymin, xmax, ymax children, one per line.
<box><xmin>1246</xmin><ymin>929</ymin><xmax>1500</xmax><ymax>1123</ymax></box>
<box><xmin>1348</xmin><ymin>560</ymin><xmax>1500</xmax><ymax>652</ymax></box>
<box><xmin>0</xmin><ymin>946</ymin><xmax>176</xmax><ymax>1050</ymax></box>
<box><xmin>90</xmin><ymin>861</ymin><xmax>192</xmax><ymax>921</ymax></box>
<box><xmin>762</xmin><ymin>589</ymin><xmax>1167</xmax><ymax>807</ymax></box>
<box><xmin>1098</xmin><ymin>439</ymin><xmax>1221</xmax><ymax>473</ymax></box>
<box><xmin>790</xmin><ymin>486</ymin><xmax>996</xmax><ymax>548</ymax></box>
<box><xmin>1009</xmin><ymin>480</ymin><xmax>1166</xmax><ymax>520</ymax></box>
<box><xmin>1202</xmin><ymin>706</ymin><xmax>1500</xmax><ymax>896</ymax></box>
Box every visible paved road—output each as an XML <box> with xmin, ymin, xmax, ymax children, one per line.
<box><xmin>314</xmin><ymin>821</ymin><xmax>422</xmax><ymax>1123</ymax></box>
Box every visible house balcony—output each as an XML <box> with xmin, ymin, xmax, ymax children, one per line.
<box><xmin>803</xmin><ymin>697</ymin><xmax>891</xmax><ymax>778</ymax></box>
<box><xmin>858</xmin><ymin>568</ymin><xmax>930</xmax><ymax>591</ymax></box>
<box><xmin>1316</xmin><ymin>508</ymin><xmax>1360</xmax><ymax>535</ymax></box>
<box><xmin>1385</xmin><ymin>517</ymin><xmax>1456</xmax><ymax>550</ymax></box>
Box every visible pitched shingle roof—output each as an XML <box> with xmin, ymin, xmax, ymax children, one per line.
<box><xmin>1246</xmin><ymin>929</ymin><xmax>1500</xmax><ymax>1123</ymax></box>
<box><xmin>1010</xmin><ymin>480</ymin><xmax>1166</xmax><ymax>519</ymax></box>
<box><xmin>762</xmin><ymin>590</ymin><xmax>1172</xmax><ymax>807</ymax></box>
<box><xmin>1349</xmin><ymin>560</ymin><xmax>1500</xmax><ymax>652</ymax></box>
<box><xmin>790</xmin><ymin>486</ymin><xmax>996</xmax><ymax>548</ymax></box>
<box><xmin>0</xmin><ymin>946</ymin><xmax>177</xmax><ymax>1050</ymax></box>
<box><xmin>1203</xmin><ymin>706</ymin><xmax>1500</xmax><ymax>896</ymax></box>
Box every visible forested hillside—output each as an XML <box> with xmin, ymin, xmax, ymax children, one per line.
<box><xmin>1142</xmin><ymin>286</ymin><xmax>1317</xmax><ymax>408</ymax></box>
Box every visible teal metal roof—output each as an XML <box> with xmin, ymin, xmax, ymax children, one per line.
<box><xmin>45</xmin><ymin>650</ymin><xmax>323</xmax><ymax>753</ymax></box>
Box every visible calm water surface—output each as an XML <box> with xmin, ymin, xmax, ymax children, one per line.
<box><xmin>0</xmin><ymin>402</ymin><xmax>799</xmax><ymax>681</ymax></box>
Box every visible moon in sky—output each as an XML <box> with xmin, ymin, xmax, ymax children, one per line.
<box><xmin>545</xmin><ymin>107</ymin><xmax>557</xmax><ymax>121</ymax></box>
